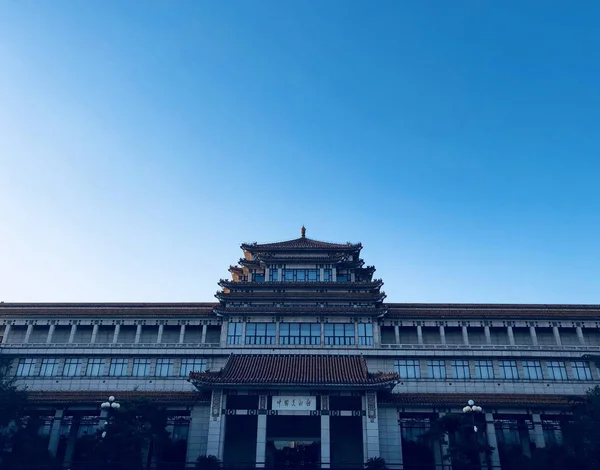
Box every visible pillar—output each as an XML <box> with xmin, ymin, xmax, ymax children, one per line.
<box><xmin>507</xmin><ymin>326</ymin><xmax>515</xmax><ymax>346</ymax></box>
<box><xmin>112</xmin><ymin>324</ymin><xmax>121</xmax><ymax>344</ymax></box>
<box><xmin>484</xmin><ymin>326</ymin><xmax>492</xmax><ymax>345</ymax></box>
<box><xmin>1</xmin><ymin>324</ymin><xmax>11</xmax><ymax>344</ymax></box>
<box><xmin>321</xmin><ymin>415</ymin><xmax>331</xmax><ymax>468</ymax></box>
<box><xmin>462</xmin><ymin>326</ymin><xmax>469</xmax><ymax>346</ymax></box>
<box><xmin>417</xmin><ymin>325</ymin><xmax>424</xmax><ymax>345</ymax></box>
<box><xmin>576</xmin><ymin>326</ymin><xmax>586</xmax><ymax>345</ymax></box>
<box><xmin>485</xmin><ymin>413</ymin><xmax>501</xmax><ymax>470</ymax></box>
<box><xmin>46</xmin><ymin>324</ymin><xmax>55</xmax><ymax>344</ymax></box>
<box><xmin>63</xmin><ymin>417</ymin><xmax>79</xmax><ymax>468</ymax></box>
<box><xmin>553</xmin><ymin>326</ymin><xmax>562</xmax><ymax>346</ymax></box>
<box><xmin>24</xmin><ymin>324</ymin><xmax>33</xmax><ymax>343</ymax></box>
<box><xmin>157</xmin><ymin>324</ymin><xmax>164</xmax><ymax>344</ymax></box>
<box><xmin>256</xmin><ymin>395</ymin><xmax>268</xmax><ymax>467</ymax></box>
<box><xmin>363</xmin><ymin>392</ymin><xmax>380</xmax><ymax>460</ymax></box>
<box><xmin>373</xmin><ymin>322</ymin><xmax>381</xmax><ymax>348</ymax></box>
<box><xmin>440</xmin><ymin>325</ymin><xmax>446</xmax><ymax>345</ymax></box>
<box><xmin>530</xmin><ymin>326</ymin><xmax>538</xmax><ymax>346</ymax></box>
<box><xmin>68</xmin><ymin>324</ymin><xmax>77</xmax><ymax>343</ymax></box>
<box><xmin>180</xmin><ymin>324</ymin><xmax>187</xmax><ymax>344</ymax></box>
<box><xmin>90</xmin><ymin>324</ymin><xmax>99</xmax><ymax>344</ymax></box>
<box><xmin>394</xmin><ymin>325</ymin><xmax>400</xmax><ymax>345</ymax></box>
<box><xmin>201</xmin><ymin>324</ymin><xmax>207</xmax><ymax>344</ymax></box>
<box><xmin>378</xmin><ymin>407</ymin><xmax>402</xmax><ymax>469</ymax></box>
<box><xmin>135</xmin><ymin>324</ymin><xmax>142</xmax><ymax>344</ymax></box>
<box><xmin>531</xmin><ymin>413</ymin><xmax>546</xmax><ymax>449</ymax></box>
<box><xmin>186</xmin><ymin>405</ymin><xmax>210</xmax><ymax>464</ymax></box>
<box><xmin>206</xmin><ymin>390</ymin><xmax>226</xmax><ymax>460</ymax></box>
<box><xmin>434</xmin><ymin>413</ymin><xmax>451</xmax><ymax>470</ymax></box>
<box><xmin>47</xmin><ymin>409</ymin><xmax>64</xmax><ymax>456</ymax></box>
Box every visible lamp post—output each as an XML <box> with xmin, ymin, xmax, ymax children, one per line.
<box><xmin>462</xmin><ymin>400</ymin><xmax>483</xmax><ymax>469</ymax></box>
<box><xmin>100</xmin><ymin>395</ymin><xmax>121</xmax><ymax>437</ymax></box>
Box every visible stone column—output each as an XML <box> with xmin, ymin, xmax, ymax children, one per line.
<box><xmin>321</xmin><ymin>394</ymin><xmax>331</xmax><ymax>468</ymax></box>
<box><xmin>417</xmin><ymin>325</ymin><xmax>424</xmax><ymax>345</ymax></box>
<box><xmin>530</xmin><ymin>326</ymin><xmax>538</xmax><ymax>346</ymax></box>
<box><xmin>278</xmin><ymin>267</ymin><xmax>283</xmax><ymax>281</ymax></box>
<box><xmin>180</xmin><ymin>324</ymin><xmax>187</xmax><ymax>344</ymax></box>
<box><xmin>24</xmin><ymin>324</ymin><xmax>33</xmax><ymax>343</ymax></box>
<box><xmin>484</xmin><ymin>326</ymin><xmax>492</xmax><ymax>345</ymax></box>
<box><xmin>331</xmin><ymin>268</ymin><xmax>337</xmax><ymax>282</ymax></box>
<box><xmin>462</xmin><ymin>326</ymin><xmax>469</xmax><ymax>346</ymax></box>
<box><xmin>485</xmin><ymin>413</ymin><xmax>501</xmax><ymax>470</ymax></box>
<box><xmin>46</xmin><ymin>324</ymin><xmax>55</xmax><ymax>344</ymax></box>
<box><xmin>553</xmin><ymin>326</ymin><xmax>562</xmax><ymax>346</ymax></box>
<box><xmin>206</xmin><ymin>390</ymin><xmax>226</xmax><ymax>460</ymax></box>
<box><xmin>378</xmin><ymin>407</ymin><xmax>402</xmax><ymax>469</ymax></box>
<box><xmin>434</xmin><ymin>412</ymin><xmax>451</xmax><ymax>470</ymax></box>
<box><xmin>157</xmin><ymin>324</ymin><xmax>164</xmax><ymax>344</ymax></box>
<box><xmin>440</xmin><ymin>326</ymin><xmax>447</xmax><ymax>345</ymax></box>
<box><xmin>112</xmin><ymin>324</ymin><xmax>121</xmax><ymax>344</ymax></box>
<box><xmin>507</xmin><ymin>326</ymin><xmax>515</xmax><ymax>346</ymax></box>
<box><xmin>63</xmin><ymin>417</ymin><xmax>80</xmax><ymax>468</ymax></box>
<box><xmin>531</xmin><ymin>413</ymin><xmax>546</xmax><ymax>449</ymax></box>
<box><xmin>186</xmin><ymin>404</ymin><xmax>210</xmax><ymax>463</ymax></box>
<box><xmin>363</xmin><ymin>392</ymin><xmax>380</xmax><ymax>460</ymax></box>
<box><xmin>135</xmin><ymin>324</ymin><xmax>142</xmax><ymax>344</ymax></box>
<box><xmin>201</xmin><ymin>324</ymin><xmax>207</xmax><ymax>344</ymax></box>
<box><xmin>256</xmin><ymin>395</ymin><xmax>268</xmax><ymax>467</ymax></box>
<box><xmin>2</xmin><ymin>324</ymin><xmax>11</xmax><ymax>344</ymax></box>
<box><xmin>321</xmin><ymin>322</ymin><xmax>325</xmax><ymax>346</ymax></box>
<box><xmin>394</xmin><ymin>325</ymin><xmax>400</xmax><ymax>345</ymax></box>
<box><xmin>576</xmin><ymin>326</ymin><xmax>586</xmax><ymax>345</ymax></box>
<box><xmin>47</xmin><ymin>408</ymin><xmax>64</xmax><ymax>456</ymax></box>
<box><xmin>90</xmin><ymin>324</ymin><xmax>99</xmax><ymax>344</ymax></box>
<box><xmin>372</xmin><ymin>322</ymin><xmax>381</xmax><ymax>348</ymax></box>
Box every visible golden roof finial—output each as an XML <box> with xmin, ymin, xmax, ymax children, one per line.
<box><xmin>301</xmin><ymin>225</ymin><xmax>306</xmax><ymax>238</ymax></box>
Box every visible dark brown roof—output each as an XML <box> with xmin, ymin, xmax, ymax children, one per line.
<box><xmin>241</xmin><ymin>237</ymin><xmax>361</xmax><ymax>252</ymax></box>
<box><xmin>189</xmin><ymin>354</ymin><xmax>398</xmax><ymax>388</ymax></box>
<box><xmin>0</xmin><ymin>303</ymin><xmax>215</xmax><ymax>317</ymax></box>
<box><xmin>27</xmin><ymin>390</ymin><xmax>209</xmax><ymax>405</ymax></box>
<box><xmin>379</xmin><ymin>393</ymin><xmax>575</xmax><ymax>408</ymax></box>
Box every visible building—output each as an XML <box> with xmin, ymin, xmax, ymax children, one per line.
<box><xmin>1</xmin><ymin>228</ymin><xmax>599</xmax><ymax>469</ymax></box>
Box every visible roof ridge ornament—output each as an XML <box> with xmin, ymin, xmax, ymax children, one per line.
<box><xmin>301</xmin><ymin>225</ymin><xmax>306</xmax><ymax>238</ymax></box>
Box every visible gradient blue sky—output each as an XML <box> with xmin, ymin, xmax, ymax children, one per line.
<box><xmin>1</xmin><ymin>1</ymin><xmax>599</xmax><ymax>303</ymax></box>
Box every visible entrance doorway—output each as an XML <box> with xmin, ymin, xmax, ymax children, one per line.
<box><xmin>266</xmin><ymin>416</ymin><xmax>321</xmax><ymax>469</ymax></box>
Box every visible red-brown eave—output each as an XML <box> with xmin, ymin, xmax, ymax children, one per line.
<box><xmin>189</xmin><ymin>354</ymin><xmax>398</xmax><ymax>389</ymax></box>
<box><xmin>240</xmin><ymin>237</ymin><xmax>362</xmax><ymax>252</ymax></box>
<box><xmin>26</xmin><ymin>390</ymin><xmax>210</xmax><ymax>405</ymax></box>
<box><xmin>378</xmin><ymin>393</ymin><xmax>576</xmax><ymax>408</ymax></box>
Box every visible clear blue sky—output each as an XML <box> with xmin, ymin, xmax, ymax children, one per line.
<box><xmin>1</xmin><ymin>1</ymin><xmax>599</xmax><ymax>303</ymax></box>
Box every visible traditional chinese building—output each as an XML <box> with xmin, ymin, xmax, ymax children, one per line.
<box><xmin>1</xmin><ymin>228</ymin><xmax>599</xmax><ymax>469</ymax></box>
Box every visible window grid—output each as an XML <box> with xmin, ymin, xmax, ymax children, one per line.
<box><xmin>450</xmin><ymin>360</ymin><xmax>471</xmax><ymax>379</ymax></box>
<box><xmin>180</xmin><ymin>359</ymin><xmax>206</xmax><ymax>376</ymax></box>
<box><xmin>109</xmin><ymin>359</ymin><xmax>129</xmax><ymax>377</ymax></box>
<box><xmin>282</xmin><ymin>269</ymin><xmax>321</xmax><ymax>282</ymax></box>
<box><xmin>156</xmin><ymin>359</ymin><xmax>174</xmax><ymax>377</ymax></box>
<box><xmin>132</xmin><ymin>359</ymin><xmax>151</xmax><ymax>377</ymax></box>
<box><xmin>269</xmin><ymin>269</ymin><xmax>279</xmax><ymax>282</ymax></box>
<box><xmin>474</xmin><ymin>360</ymin><xmax>494</xmax><ymax>379</ymax></box>
<box><xmin>522</xmin><ymin>361</ymin><xmax>543</xmax><ymax>380</ymax></box>
<box><xmin>227</xmin><ymin>323</ymin><xmax>243</xmax><ymax>345</ymax></box>
<box><xmin>16</xmin><ymin>358</ymin><xmax>36</xmax><ymax>377</ymax></box>
<box><xmin>324</xmin><ymin>323</ymin><xmax>355</xmax><ymax>346</ymax></box>
<box><xmin>279</xmin><ymin>323</ymin><xmax>321</xmax><ymax>345</ymax></box>
<box><xmin>395</xmin><ymin>359</ymin><xmax>421</xmax><ymax>379</ymax></box>
<box><xmin>547</xmin><ymin>361</ymin><xmax>568</xmax><ymax>381</ymax></box>
<box><xmin>63</xmin><ymin>359</ymin><xmax>82</xmax><ymax>377</ymax></box>
<box><xmin>499</xmin><ymin>360</ymin><xmax>519</xmax><ymax>380</ymax></box>
<box><xmin>39</xmin><ymin>358</ymin><xmax>59</xmax><ymax>376</ymax></box>
<box><xmin>245</xmin><ymin>323</ymin><xmax>276</xmax><ymax>345</ymax></box>
<box><xmin>427</xmin><ymin>360</ymin><xmax>446</xmax><ymax>379</ymax></box>
<box><xmin>572</xmin><ymin>361</ymin><xmax>592</xmax><ymax>380</ymax></box>
<box><xmin>358</xmin><ymin>324</ymin><xmax>373</xmax><ymax>346</ymax></box>
<box><xmin>86</xmin><ymin>359</ymin><xmax>105</xmax><ymax>377</ymax></box>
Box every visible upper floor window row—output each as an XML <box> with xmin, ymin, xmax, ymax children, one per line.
<box><xmin>252</xmin><ymin>269</ymin><xmax>337</xmax><ymax>282</ymax></box>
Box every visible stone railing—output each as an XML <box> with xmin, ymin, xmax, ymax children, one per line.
<box><xmin>380</xmin><ymin>342</ymin><xmax>600</xmax><ymax>351</ymax></box>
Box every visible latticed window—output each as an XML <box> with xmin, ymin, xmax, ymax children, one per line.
<box><xmin>451</xmin><ymin>360</ymin><xmax>470</xmax><ymax>379</ymax></box>
<box><xmin>324</xmin><ymin>323</ymin><xmax>355</xmax><ymax>345</ymax></box>
<box><xmin>132</xmin><ymin>359</ymin><xmax>151</xmax><ymax>377</ymax></box>
<box><xmin>245</xmin><ymin>323</ymin><xmax>276</xmax><ymax>345</ymax></box>
<box><xmin>427</xmin><ymin>360</ymin><xmax>446</xmax><ymax>379</ymax></box>
<box><xmin>86</xmin><ymin>358</ymin><xmax>105</xmax><ymax>377</ymax></box>
<box><xmin>109</xmin><ymin>359</ymin><xmax>128</xmax><ymax>376</ymax></box>
<box><xmin>63</xmin><ymin>358</ymin><xmax>82</xmax><ymax>377</ymax></box>
<box><xmin>323</xmin><ymin>269</ymin><xmax>332</xmax><ymax>281</ymax></box>
<box><xmin>180</xmin><ymin>358</ymin><xmax>206</xmax><ymax>376</ymax></box>
<box><xmin>269</xmin><ymin>269</ymin><xmax>279</xmax><ymax>281</ymax></box>
<box><xmin>522</xmin><ymin>360</ymin><xmax>543</xmax><ymax>380</ymax></box>
<box><xmin>572</xmin><ymin>361</ymin><xmax>592</xmax><ymax>380</ymax></box>
<box><xmin>39</xmin><ymin>358</ymin><xmax>59</xmax><ymax>376</ymax></box>
<box><xmin>16</xmin><ymin>358</ymin><xmax>36</xmax><ymax>376</ymax></box>
<box><xmin>475</xmin><ymin>360</ymin><xmax>494</xmax><ymax>379</ymax></box>
<box><xmin>227</xmin><ymin>323</ymin><xmax>243</xmax><ymax>345</ymax></box>
<box><xmin>499</xmin><ymin>360</ymin><xmax>519</xmax><ymax>379</ymax></box>
<box><xmin>358</xmin><ymin>324</ymin><xmax>373</xmax><ymax>346</ymax></box>
<box><xmin>156</xmin><ymin>359</ymin><xmax>174</xmax><ymax>377</ymax></box>
<box><xmin>395</xmin><ymin>359</ymin><xmax>421</xmax><ymax>379</ymax></box>
<box><xmin>547</xmin><ymin>361</ymin><xmax>568</xmax><ymax>380</ymax></box>
<box><xmin>279</xmin><ymin>323</ymin><xmax>321</xmax><ymax>345</ymax></box>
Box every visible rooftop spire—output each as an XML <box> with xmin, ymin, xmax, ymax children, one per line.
<box><xmin>301</xmin><ymin>225</ymin><xmax>306</xmax><ymax>238</ymax></box>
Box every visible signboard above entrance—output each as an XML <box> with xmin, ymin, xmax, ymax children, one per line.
<box><xmin>272</xmin><ymin>396</ymin><xmax>316</xmax><ymax>411</ymax></box>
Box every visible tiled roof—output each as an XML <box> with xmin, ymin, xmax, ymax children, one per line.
<box><xmin>26</xmin><ymin>390</ymin><xmax>209</xmax><ymax>405</ymax></box>
<box><xmin>0</xmin><ymin>303</ymin><xmax>215</xmax><ymax>317</ymax></box>
<box><xmin>241</xmin><ymin>237</ymin><xmax>361</xmax><ymax>251</ymax></box>
<box><xmin>189</xmin><ymin>354</ymin><xmax>398</xmax><ymax>388</ymax></box>
<box><xmin>379</xmin><ymin>393</ymin><xmax>575</xmax><ymax>408</ymax></box>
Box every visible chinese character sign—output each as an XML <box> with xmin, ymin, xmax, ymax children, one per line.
<box><xmin>272</xmin><ymin>396</ymin><xmax>317</xmax><ymax>411</ymax></box>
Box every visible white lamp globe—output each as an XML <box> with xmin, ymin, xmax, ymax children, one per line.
<box><xmin>463</xmin><ymin>406</ymin><xmax>472</xmax><ymax>413</ymax></box>
<box><xmin>108</xmin><ymin>396</ymin><xmax>115</xmax><ymax>402</ymax></box>
<box><xmin>468</xmin><ymin>399</ymin><xmax>475</xmax><ymax>406</ymax></box>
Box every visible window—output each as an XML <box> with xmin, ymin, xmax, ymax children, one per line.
<box><xmin>245</xmin><ymin>323</ymin><xmax>276</xmax><ymax>345</ymax></box>
<box><xmin>109</xmin><ymin>359</ymin><xmax>129</xmax><ymax>376</ymax></box>
<box><xmin>395</xmin><ymin>359</ymin><xmax>421</xmax><ymax>379</ymax></box>
<box><xmin>86</xmin><ymin>358</ymin><xmax>105</xmax><ymax>377</ymax></box>
<box><xmin>63</xmin><ymin>359</ymin><xmax>82</xmax><ymax>377</ymax></box>
<box><xmin>16</xmin><ymin>358</ymin><xmax>36</xmax><ymax>376</ymax></box>
<box><xmin>547</xmin><ymin>361</ymin><xmax>568</xmax><ymax>381</ymax></box>
<box><xmin>324</xmin><ymin>323</ymin><xmax>355</xmax><ymax>345</ymax></box>
<box><xmin>427</xmin><ymin>360</ymin><xmax>446</xmax><ymax>379</ymax></box>
<box><xmin>358</xmin><ymin>324</ymin><xmax>373</xmax><ymax>346</ymax></box>
<box><xmin>253</xmin><ymin>272</ymin><xmax>265</xmax><ymax>282</ymax></box>
<box><xmin>281</xmin><ymin>269</ymin><xmax>320</xmax><ymax>282</ymax></box>
<box><xmin>39</xmin><ymin>358</ymin><xmax>59</xmax><ymax>376</ymax></box>
<box><xmin>156</xmin><ymin>359</ymin><xmax>173</xmax><ymax>377</ymax></box>
<box><xmin>132</xmin><ymin>359</ymin><xmax>151</xmax><ymax>377</ymax></box>
<box><xmin>499</xmin><ymin>360</ymin><xmax>519</xmax><ymax>380</ymax></box>
<box><xmin>475</xmin><ymin>360</ymin><xmax>494</xmax><ymax>379</ymax></box>
<box><xmin>522</xmin><ymin>361</ymin><xmax>543</xmax><ymax>380</ymax></box>
<box><xmin>227</xmin><ymin>323</ymin><xmax>243</xmax><ymax>345</ymax></box>
<box><xmin>451</xmin><ymin>360</ymin><xmax>471</xmax><ymax>379</ymax></box>
<box><xmin>323</xmin><ymin>269</ymin><xmax>332</xmax><ymax>281</ymax></box>
<box><xmin>279</xmin><ymin>323</ymin><xmax>321</xmax><ymax>345</ymax></box>
<box><xmin>572</xmin><ymin>361</ymin><xmax>592</xmax><ymax>380</ymax></box>
<box><xmin>180</xmin><ymin>358</ymin><xmax>206</xmax><ymax>376</ymax></box>
<box><xmin>296</xmin><ymin>270</ymin><xmax>306</xmax><ymax>281</ymax></box>
<box><xmin>336</xmin><ymin>270</ymin><xmax>349</xmax><ymax>282</ymax></box>
<box><xmin>308</xmin><ymin>269</ymin><xmax>319</xmax><ymax>282</ymax></box>
<box><xmin>269</xmin><ymin>269</ymin><xmax>279</xmax><ymax>281</ymax></box>
<box><xmin>284</xmin><ymin>270</ymin><xmax>294</xmax><ymax>281</ymax></box>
